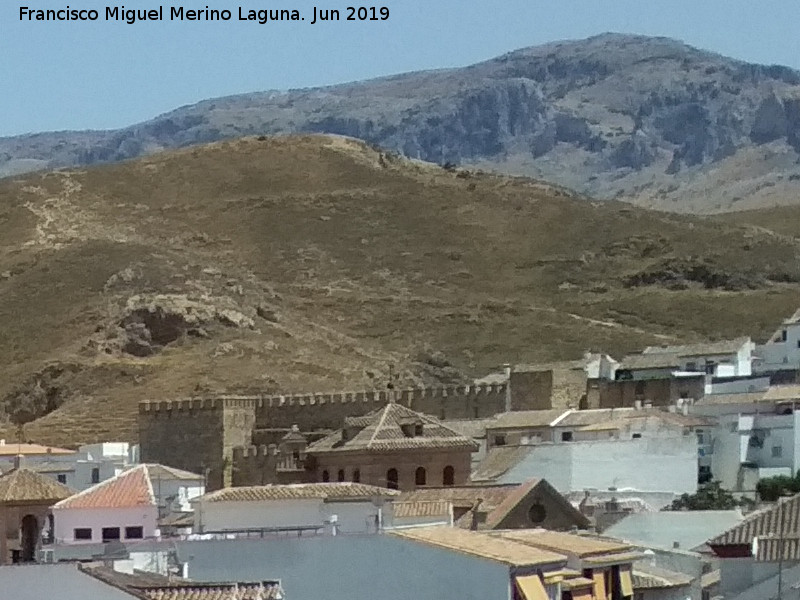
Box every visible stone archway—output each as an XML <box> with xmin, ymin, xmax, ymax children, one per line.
<box><xmin>20</xmin><ymin>514</ymin><xmax>38</xmax><ymax>563</ymax></box>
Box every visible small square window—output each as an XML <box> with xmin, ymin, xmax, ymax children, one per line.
<box><xmin>494</xmin><ymin>435</ymin><xmax>507</xmax><ymax>447</ymax></box>
<box><xmin>773</xmin><ymin>446</ymin><xmax>783</xmax><ymax>458</ymax></box>
<box><xmin>57</xmin><ymin>474</ymin><xmax>67</xmax><ymax>484</ymax></box>
<box><xmin>102</xmin><ymin>527</ymin><xmax>121</xmax><ymax>542</ymax></box>
<box><xmin>125</xmin><ymin>526</ymin><xmax>144</xmax><ymax>540</ymax></box>
<box><xmin>561</xmin><ymin>431</ymin><xmax>573</xmax><ymax>442</ymax></box>
<box><xmin>632</xmin><ymin>433</ymin><xmax>642</xmax><ymax>439</ymax></box>
<box><xmin>74</xmin><ymin>528</ymin><xmax>92</xmax><ymax>540</ymax></box>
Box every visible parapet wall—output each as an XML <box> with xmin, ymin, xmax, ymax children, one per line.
<box><xmin>138</xmin><ymin>396</ymin><xmax>259</xmax><ymax>413</ymax></box>
<box><xmin>254</xmin><ymin>383</ymin><xmax>508</xmax><ymax>430</ymax></box>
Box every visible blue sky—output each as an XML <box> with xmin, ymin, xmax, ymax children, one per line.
<box><xmin>3</xmin><ymin>0</ymin><xmax>800</xmax><ymax>136</ymax></box>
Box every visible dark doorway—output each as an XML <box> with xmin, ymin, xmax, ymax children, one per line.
<box><xmin>20</xmin><ymin>515</ymin><xmax>38</xmax><ymax>563</ymax></box>
<box><xmin>386</xmin><ymin>468</ymin><xmax>398</xmax><ymax>490</ymax></box>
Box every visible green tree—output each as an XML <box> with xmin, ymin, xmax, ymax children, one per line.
<box><xmin>756</xmin><ymin>472</ymin><xmax>800</xmax><ymax>502</ymax></box>
<box><xmin>664</xmin><ymin>481</ymin><xmax>740</xmax><ymax>511</ymax></box>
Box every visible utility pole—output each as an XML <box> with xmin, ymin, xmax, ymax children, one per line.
<box><xmin>777</xmin><ymin>495</ymin><xmax>787</xmax><ymax>600</ymax></box>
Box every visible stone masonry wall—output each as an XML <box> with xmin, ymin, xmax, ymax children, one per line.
<box><xmin>139</xmin><ymin>397</ymin><xmax>256</xmax><ymax>490</ymax></box>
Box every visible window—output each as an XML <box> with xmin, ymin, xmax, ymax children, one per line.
<box><xmin>773</xmin><ymin>446</ymin><xmax>783</xmax><ymax>458</ymax></box>
<box><xmin>705</xmin><ymin>362</ymin><xmax>716</xmax><ymax>375</ymax></box>
<box><xmin>386</xmin><ymin>468</ymin><xmax>399</xmax><ymax>490</ymax></box>
<box><xmin>494</xmin><ymin>434</ymin><xmax>507</xmax><ymax>447</ymax></box>
<box><xmin>337</xmin><ymin>469</ymin><xmax>345</xmax><ymax>482</ymax></box>
<box><xmin>57</xmin><ymin>474</ymin><xmax>67</xmax><ymax>484</ymax></box>
<box><xmin>632</xmin><ymin>433</ymin><xmax>642</xmax><ymax>439</ymax></box>
<box><xmin>124</xmin><ymin>526</ymin><xmax>143</xmax><ymax>540</ymax></box>
<box><xmin>442</xmin><ymin>465</ymin><xmax>455</xmax><ymax>486</ymax></box>
<box><xmin>561</xmin><ymin>431</ymin><xmax>573</xmax><ymax>442</ymax></box>
<box><xmin>101</xmin><ymin>527</ymin><xmax>120</xmax><ymax>542</ymax></box>
<box><xmin>634</xmin><ymin>381</ymin><xmax>645</xmax><ymax>396</ymax></box>
<box><xmin>352</xmin><ymin>469</ymin><xmax>360</xmax><ymax>483</ymax></box>
<box><xmin>782</xmin><ymin>330</ymin><xmax>788</xmax><ymax>342</ymax></box>
<box><xmin>91</xmin><ymin>468</ymin><xmax>100</xmax><ymax>484</ymax></box>
<box><xmin>729</xmin><ymin>422</ymin><xmax>738</xmax><ymax>433</ymax></box>
<box><xmin>415</xmin><ymin>467</ymin><xmax>427</xmax><ymax>487</ymax></box>
<box><xmin>414</xmin><ymin>423</ymin><xmax>424</xmax><ymax>436</ymax></box>
<box><xmin>797</xmin><ymin>340</ymin><xmax>800</xmax><ymax>349</ymax></box>
<box><xmin>686</xmin><ymin>362</ymin><xmax>697</xmax><ymax>371</ymax></box>
<box><xmin>528</xmin><ymin>503</ymin><xmax>547</xmax><ymax>524</ymax></box>
<box><xmin>74</xmin><ymin>528</ymin><xmax>92</xmax><ymax>541</ymax></box>
<box><xmin>321</xmin><ymin>470</ymin><xmax>330</xmax><ymax>482</ymax></box>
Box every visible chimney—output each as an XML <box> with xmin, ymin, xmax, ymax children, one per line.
<box><xmin>503</xmin><ymin>364</ymin><xmax>512</xmax><ymax>412</ymax></box>
<box><xmin>13</xmin><ymin>454</ymin><xmax>23</xmax><ymax>470</ymax></box>
<box><xmin>673</xmin><ymin>541</ymin><xmax>680</xmax><ymax>549</ymax></box>
<box><xmin>470</xmin><ymin>498</ymin><xmax>484</xmax><ymax>531</ymax></box>
<box><xmin>682</xmin><ymin>403</ymin><xmax>689</xmax><ymax>416</ymax></box>
<box><xmin>634</xmin><ymin>400</ymin><xmax>642</xmax><ymax>410</ymax></box>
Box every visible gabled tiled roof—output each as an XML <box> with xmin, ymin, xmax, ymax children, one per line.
<box><xmin>482</xmin><ymin>479</ymin><xmax>590</xmax><ymax>530</ymax></box>
<box><xmin>633</xmin><ymin>565</ymin><xmax>693</xmax><ymax>589</ymax></box>
<box><xmin>307</xmin><ymin>403</ymin><xmax>478</xmax><ymax>453</ymax></box>
<box><xmin>708</xmin><ymin>494</ymin><xmax>800</xmax><ymax>547</ymax></box>
<box><xmin>54</xmin><ymin>464</ymin><xmax>155</xmax><ymax>510</ymax></box>
<box><xmin>0</xmin><ymin>468</ymin><xmax>73</xmax><ymax>504</ymax></box>
<box><xmin>392</xmin><ymin>500</ymin><xmax>452</xmax><ymax>519</ymax></box>
<box><xmin>200</xmin><ymin>482</ymin><xmax>399</xmax><ymax>503</ymax></box>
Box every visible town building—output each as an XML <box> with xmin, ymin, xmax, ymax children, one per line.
<box><xmin>707</xmin><ymin>492</ymin><xmax>800</xmax><ymax>599</ymax></box>
<box><xmin>393</xmin><ymin>478</ymin><xmax>590</xmax><ymax>531</ymax></box>
<box><xmin>0</xmin><ymin>468</ymin><xmax>72</xmax><ymax>564</ymax></box>
<box><xmin>690</xmin><ymin>385</ymin><xmax>800</xmax><ymax>493</ymax></box>
<box><xmin>755</xmin><ymin>308</ymin><xmax>800</xmax><ymax>377</ymax></box>
<box><xmin>192</xmin><ymin>482</ymin><xmax>399</xmax><ymax>534</ymax></box>
<box><xmin>51</xmin><ymin>463</ymin><xmax>204</xmax><ymax>545</ymax></box>
<box><xmin>305</xmin><ymin>402</ymin><xmax>478</xmax><ymax>491</ymax></box>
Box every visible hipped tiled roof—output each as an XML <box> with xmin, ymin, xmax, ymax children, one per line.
<box><xmin>470</xmin><ymin>446</ymin><xmax>532</xmax><ymax>482</ymax></box>
<box><xmin>55</xmin><ymin>464</ymin><xmax>155</xmax><ymax>510</ymax></box>
<box><xmin>0</xmin><ymin>468</ymin><xmax>73</xmax><ymax>504</ymax></box>
<box><xmin>200</xmin><ymin>482</ymin><xmax>399</xmax><ymax>503</ymax></box>
<box><xmin>307</xmin><ymin>403</ymin><xmax>478</xmax><ymax>453</ymax></box>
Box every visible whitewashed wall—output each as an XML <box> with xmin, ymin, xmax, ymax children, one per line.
<box><xmin>53</xmin><ymin>506</ymin><xmax>158</xmax><ymax>544</ymax></box>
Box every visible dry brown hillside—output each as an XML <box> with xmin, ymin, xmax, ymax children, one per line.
<box><xmin>1</xmin><ymin>134</ymin><xmax>799</xmax><ymax>447</ymax></box>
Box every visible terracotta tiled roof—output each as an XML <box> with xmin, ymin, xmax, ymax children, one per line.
<box><xmin>470</xmin><ymin>446</ymin><xmax>532</xmax><ymax>482</ymax></box>
<box><xmin>200</xmin><ymin>482</ymin><xmax>400</xmax><ymax>503</ymax></box>
<box><xmin>0</xmin><ymin>468</ymin><xmax>73</xmax><ymax>504</ymax></box>
<box><xmin>495</xmin><ymin>529</ymin><xmax>633</xmax><ymax>558</ymax></box>
<box><xmin>708</xmin><ymin>494</ymin><xmax>800</xmax><ymax>548</ymax></box>
<box><xmin>392</xmin><ymin>500</ymin><xmax>452</xmax><ymax>519</ymax></box>
<box><xmin>141</xmin><ymin>582</ymin><xmax>283</xmax><ymax>600</ymax></box>
<box><xmin>398</xmin><ymin>484</ymin><xmax>518</xmax><ymax>509</ymax></box>
<box><xmin>643</xmin><ymin>337</ymin><xmax>751</xmax><ymax>357</ymax></box>
<box><xmin>390</xmin><ymin>526</ymin><xmax>567</xmax><ymax>567</ymax></box>
<box><xmin>307</xmin><ymin>403</ymin><xmax>479</xmax><ymax>453</ymax></box>
<box><xmin>54</xmin><ymin>464</ymin><xmax>155</xmax><ymax>510</ymax></box>
<box><xmin>0</xmin><ymin>443</ymin><xmax>74</xmax><ymax>457</ymax></box>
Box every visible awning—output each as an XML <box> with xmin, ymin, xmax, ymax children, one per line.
<box><xmin>515</xmin><ymin>575</ymin><xmax>548</xmax><ymax>600</ymax></box>
<box><xmin>619</xmin><ymin>565</ymin><xmax>634</xmax><ymax>597</ymax></box>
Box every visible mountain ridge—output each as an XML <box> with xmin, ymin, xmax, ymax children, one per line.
<box><xmin>7</xmin><ymin>33</ymin><xmax>800</xmax><ymax>213</ymax></box>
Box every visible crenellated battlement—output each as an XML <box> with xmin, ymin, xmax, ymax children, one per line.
<box><xmin>232</xmin><ymin>444</ymin><xmax>279</xmax><ymax>460</ymax></box>
<box><xmin>139</xmin><ymin>395</ymin><xmax>260</xmax><ymax>413</ymax></box>
<box><xmin>138</xmin><ymin>383</ymin><xmax>507</xmax><ymax>414</ymax></box>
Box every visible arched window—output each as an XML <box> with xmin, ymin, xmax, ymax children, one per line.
<box><xmin>442</xmin><ymin>465</ymin><xmax>455</xmax><ymax>486</ymax></box>
<box><xmin>321</xmin><ymin>470</ymin><xmax>330</xmax><ymax>482</ymax></box>
<box><xmin>337</xmin><ymin>469</ymin><xmax>345</xmax><ymax>482</ymax></box>
<box><xmin>352</xmin><ymin>469</ymin><xmax>361</xmax><ymax>483</ymax></box>
<box><xmin>386</xmin><ymin>468</ymin><xmax>399</xmax><ymax>490</ymax></box>
<box><xmin>415</xmin><ymin>467</ymin><xmax>427</xmax><ymax>487</ymax></box>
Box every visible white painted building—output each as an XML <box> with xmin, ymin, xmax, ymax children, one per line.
<box><xmin>475</xmin><ymin>434</ymin><xmax>698</xmax><ymax>502</ymax></box>
<box><xmin>690</xmin><ymin>386</ymin><xmax>800</xmax><ymax>492</ymax></box>
<box><xmin>192</xmin><ymin>482</ymin><xmax>400</xmax><ymax>535</ymax></box>
<box><xmin>52</xmin><ymin>464</ymin><xmax>203</xmax><ymax>544</ymax></box>
<box><xmin>640</xmin><ymin>337</ymin><xmax>756</xmax><ymax>378</ymax></box>
<box><xmin>755</xmin><ymin>308</ymin><xmax>800</xmax><ymax>373</ymax></box>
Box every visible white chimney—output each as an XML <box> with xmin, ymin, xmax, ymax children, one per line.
<box><xmin>634</xmin><ymin>400</ymin><xmax>642</xmax><ymax>410</ymax></box>
<box><xmin>503</xmin><ymin>364</ymin><xmax>512</xmax><ymax>412</ymax></box>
